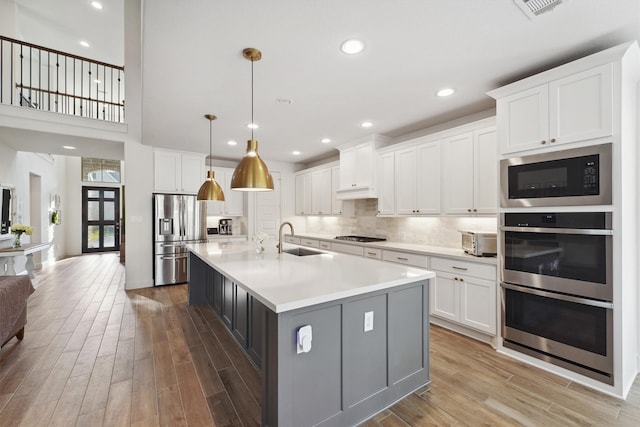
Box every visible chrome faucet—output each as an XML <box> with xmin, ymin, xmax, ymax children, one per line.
<box><xmin>277</xmin><ymin>221</ymin><xmax>295</xmax><ymax>253</ymax></box>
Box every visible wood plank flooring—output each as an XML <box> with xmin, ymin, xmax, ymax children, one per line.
<box><xmin>1</xmin><ymin>252</ymin><xmax>639</xmax><ymax>426</ymax></box>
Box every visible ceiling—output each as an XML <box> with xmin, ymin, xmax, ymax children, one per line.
<box><xmin>10</xmin><ymin>0</ymin><xmax>640</xmax><ymax>165</ymax></box>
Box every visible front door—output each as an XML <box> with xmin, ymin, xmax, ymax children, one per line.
<box><xmin>82</xmin><ymin>187</ymin><xmax>120</xmax><ymax>253</ymax></box>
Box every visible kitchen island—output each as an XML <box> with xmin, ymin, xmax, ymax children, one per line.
<box><xmin>187</xmin><ymin>241</ymin><xmax>435</xmax><ymax>427</ymax></box>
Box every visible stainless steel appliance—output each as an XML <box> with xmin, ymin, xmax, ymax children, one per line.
<box><xmin>219</xmin><ymin>218</ymin><xmax>232</xmax><ymax>235</ymax></box>
<box><xmin>500</xmin><ymin>143</ymin><xmax>612</xmax><ymax>207</ymax></box>
<box><xmin>153</xmin><ymin>194</ymin><xmax>206</xmax><ymax>286</ymax></box>
<box><xmin>500</xmin><ymin>212</ymin><xmax>613</xmax><ymax>384</ymax></box>
<box><xmin>460</xmin><ymin>230</ymin><xmax>497</xmax><ymax>257</ymax></box>
<box><xmin>334</xmin><ymin>235</ymin><xmax>386</xmax><ymax>243</ymax></box>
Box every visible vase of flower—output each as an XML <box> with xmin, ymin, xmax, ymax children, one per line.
<box><xmin>253</xmin><ymin>231</ymin><xmax>268</xmax><ymax>254</ymax></box>
<box><xmin>11</xmin><ymin>224</ymin><xmax>34</xmax><ymax>248</ymax></box>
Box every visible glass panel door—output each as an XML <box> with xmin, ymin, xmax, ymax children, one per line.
<box><xmin>82</xmin><ymin>187</ymin><xmax>120</xmax><ymax>253</ymax></box>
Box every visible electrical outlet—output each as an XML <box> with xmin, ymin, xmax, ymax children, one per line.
<box><xmin>364</xmin><ymin>311</ymin><xmax>374</xmax><ymax>332</ymax></box>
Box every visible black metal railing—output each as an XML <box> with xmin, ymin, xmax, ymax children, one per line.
<box><xmin>0</xmin><ymin>35</ymin><xmax>125</xmax><ymax>123</ymax></box>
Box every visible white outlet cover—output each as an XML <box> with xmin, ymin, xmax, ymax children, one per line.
<box><xmin>364</xmin><ymin>311</ymin><xmax>374</xmax><ymax>332</ymax></box>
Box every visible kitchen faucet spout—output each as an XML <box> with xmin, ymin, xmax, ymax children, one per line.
<box><xmin>277</xmin><ymin>221</ymin><xmax>294</xmax><ymax>253</ymax></box>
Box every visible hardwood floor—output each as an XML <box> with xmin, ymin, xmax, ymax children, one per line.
<box><xmin>1</xmin><ymin>253</ymin><xmax>639</xmax><ymax>426</ymax></box>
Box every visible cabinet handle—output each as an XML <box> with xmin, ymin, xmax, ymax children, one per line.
<box><xmin>473</xmin><ymin>209</ymin><xmax>477</xmax><ymax>212</ymax></box>
<box><xmin>452</xmin><ymin>266</ymin><xmax>468</xmax><ymax>271</ymax></box>
<box><xmin>454</xmin><ymin>277</ymin><xmax>459</xmax><ymax>281</ymax></box>
<box><xmin>367</xmin><ymin>252</ymin><xmax>377</xmax><ymax>256</ymax></box>
<box><xmin>416</xmin><ymin>210</ymin><xmax>420</xmax><ymax>213</ymax></box>
<box><xmin>397</xmin><ymin>257</ymin><xmax>409</xmax><ymax>261</ymax></box>
<box><xmin>541</xmin><ymin>140</ymin><xmax>546</xmax><ymax>145</ymax></box>
<box><xmin>550</xmin><ymin>138</ymin><xmax>556</xmax><ymax>143</ymax></box>
<box><xmin>467</xmin><ymin>208</ymin><xmax>472</xmax><ymax>212</ymax></box>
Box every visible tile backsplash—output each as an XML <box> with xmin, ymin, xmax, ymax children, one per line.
<box><xmin>302</xmin><ymin>199</ymin><xmax>497</xmax><ymax>248</ymax></box>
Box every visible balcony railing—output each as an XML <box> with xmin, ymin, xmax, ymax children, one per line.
<box><xmin>0</xmin><ymin>35</ymin><xmax>124</xmax><ymax>123</ymax></box>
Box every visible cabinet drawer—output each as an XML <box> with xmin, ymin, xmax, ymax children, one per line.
<box><xmin>430</xmin><ymin>257</ymin><xmax>496</xmax><ymax>281</ymax></box>
<box><xmin>331</xmin><ymin>242</ymin><xmax>364</xmax><ymax>256</ymax></box>
<box><xmin>319</xmin><ymin>241</ymin><xmax>331</xmax><ymax>250</ymax></box>
<box><xmin>363</xmin><ymin>248</ymin><xmax>382</xmax><ymax>259</ymax></box>
<box><xmin>284</xmin><ymin>235</ymin><xmax>301</xmax><ymax>244</ymax></box>
<box><xmin>382</xmin><ymin>250</ymin><xmax>428</xmax><ymax>268</ymax></box>
<box><xmin>300</xmin><ymin>238</ymin><xmax>320</xmax><ymax>248</ymax></box>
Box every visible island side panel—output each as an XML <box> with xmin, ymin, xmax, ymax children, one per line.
<box><xmin>188</xmin><ymin>253</ymin><xmax>208</xmax><ymax>305</ymax></box>
<box><xmin>266</xmin><ymin>279</ymin><xmax>431</xmax><ymax>427</ymax></box>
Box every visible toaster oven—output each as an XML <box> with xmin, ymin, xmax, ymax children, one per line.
<box><xmin>460</xmin><ymin>230</ymin><xmax>497</xmax><ymax>257</ymax></box>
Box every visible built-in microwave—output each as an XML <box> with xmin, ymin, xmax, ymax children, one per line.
<box><xmin>500</xmin><ymin>143</ymin><xmax>612</xmax><ymax>207</ymax></box>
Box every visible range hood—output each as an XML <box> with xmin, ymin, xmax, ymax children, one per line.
<box><xmin>335</xmin><ymin>186</ymin><xmax>378</xmax><ymax>200</ymax></box>
<box><xmin>335</xmin><ymin>134</ymin><xmax>391</xmax><ymax>200</ymax></box>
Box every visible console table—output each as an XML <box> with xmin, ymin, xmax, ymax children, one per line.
<box><xmin>0</xmin><ymin>243</ymin><xmax>51</xmax><ymax>278</ymax></box>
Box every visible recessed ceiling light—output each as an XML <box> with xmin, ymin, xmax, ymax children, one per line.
<box><xmin>80</xmin><ymin>41</ymin><xmax>90</xmax><ymax>47</ymax></box>
<box><xmin>91</xmin><ymin>1</ymin><xmax>103</xmax><ymax>10</ymax></box>
<box><xmin>94</xmin><ymin>79</ymin><xmax>101</xmax><ymax>84</ymax></box>
<box><xmin>436</xmin><ymin>88</ymin><xmax>455</xmax><ymax>97</ymax></box>
<box><xmin>360</xmin><ymin>121</ymin><xmax>373</xmax><ymax>128</ymax></box>
<box><xmin>340</xmin><ymin>39</ymin><xmax>365</xmax><ymax>55</ymax></box>
<box><xmin>227</xmin><ymin>140</ymin><xmax>237</xmax><ymax>146</ymax></box>
<box><xmin>247</xmin><ymin>123</ymin><xmax>259</xmax><ymax>129</ymax></box>
<box><xmin>63</xmin><ymin>145</ymin><xmax>77</xmax><ymax>150</ymax></box>
<box><xmin>276</xmin><ymin>98</ymin><xmax>292</xmax><ymax>105</ymax></box>
<box><xmin>321</xmin><ymin>138</ymin><xmax>331</xmax><ymax>144</ymax></box>
<box><xmin>292</xmin><ymin>151</ymin><xmax>301</xmax><ymax>156</ymax></box>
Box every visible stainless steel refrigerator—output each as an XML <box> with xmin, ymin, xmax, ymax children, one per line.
<box><xmin>153</xmin><ymin>193</ymin><xmax>206</xmax><ymax>286</ymax></box>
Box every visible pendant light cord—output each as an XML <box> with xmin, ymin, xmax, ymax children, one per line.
<box><xmin>251</xmin><ymin>59</ymin><xmax>254</xmax><ymax>140</ymax></box>
<box><xmin>209</xmin><ymin>119</ymin><xmax>213</xmax><ymax>173</ymax></box>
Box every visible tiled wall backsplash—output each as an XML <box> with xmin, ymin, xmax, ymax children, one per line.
<box><xmin>303</xmin><ymin>199</ymin><xmax>497</xmax><ymax>248</ymax></box>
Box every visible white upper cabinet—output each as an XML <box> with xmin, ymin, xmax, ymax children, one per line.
<box><xmin>377</xmin><ymin>152</ymin><xmax>395</xmax><ymax>215</ymax></box>
<box><xmin>295</xmin><ymin>173</ymin><xmax>312</xmax><ymax>215</ymax></box>
<box><xmin>496</xmin><ymin>63</ymin><xmax>613</xmax><ymax>154</ymax></box>
<box><xmin>442</xmin><ymin>128</ymin><xmax>497</xmax><ymax>215</ymax></box>
<box><xmin>154</xmin><ymin>149</ymin><xmax>205</xmax><ymax>194</ymax></box>
<box><xmin>311</xmin><ymin>168</ymin><xmax>332</xmax><ymax>215</ymax></box>
<box><xmin>337</xmin><ymin>135</ymin><xmax>391</xmax><ymax>199</ymax></box>
<box><xmin>331</xmin><ymin>166</ymin><xmax>343</xmax><ymax>215</ymax></box>
<box><xmin>395</xmin><ymin>141</ymin><xmax>440</xmax><ymax>215</ymax></box>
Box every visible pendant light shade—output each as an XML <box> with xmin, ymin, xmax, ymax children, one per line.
<box><xmin>197</xmin><ymin>114</ymin><xmax>225</xmax><ymax>201</ymax></box>
<box><xmin>231</xmin><ymin>48</ymin><xmax>274</xmax><ymax>191</ymax></box>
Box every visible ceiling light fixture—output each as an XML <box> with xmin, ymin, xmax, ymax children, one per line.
<box><xmin>360</xmin><ymin>121</ymin><xmax>373</xmax><ymax>128</ymax></box>
<box><xmin>230</xmin><ymin>48</ymin><xmax>274</xmax><ymax>192</ymax></box>
<box><xmin>340</xmin><ymin>39</ymin><xmax>365</xmax><ymax>55</ymax></box>
<box><xmin>227</xmin><ymin>140</ymin><xmax>237</xmax><ymax>146</ymax></box>
<box><xmin>63</xmin><ymin>145</ymin><xmax>76</xmax><ymax>150</ymax></box>
<box><xmin>437</xmin><ymin>88</ymin><xmax>455</xmax><ymax>97</ymax></box>
<box><xmin>247</xmin><ymin>123</ymin><xmax>259</xmax><ymax>129</ymax></box>
<box><xmin>197</xmin><ymin>114</ymin><xmax>225</xmax><ymax>201</ymax></box>
<box><xmin>91</xmin><ymin>1</ymin><xmax>103</xmax><ymax>10</ymax></box>
<box><xmin>292</xmin><ymin>151</ymin><xmax>301</xmax><ymax>156</ymax></box>
<box><xmin>321</xmin><ymin>138</ymin><xmax>331</xmax><ymax>144</ymax></box>
<box><xmin>80</xmin><ymin>41</ymin><xmax>90</xmax><ymax>47</ymax></box>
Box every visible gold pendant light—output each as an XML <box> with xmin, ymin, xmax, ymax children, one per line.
<box><xmin>231</xmin><ymin>48</ymin><xmax>274</xmax><ymax>192</ymax></box>
<box><xmin>197</xmin><ymin>114</ymin><xmax>225</xmax><ymax>201</ymax></box>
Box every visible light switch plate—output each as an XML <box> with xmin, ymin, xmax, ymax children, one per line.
<box><xmin>364</xmin><ymin>311</ymin><xmax>374</xmax><ymax>332</ymax></box>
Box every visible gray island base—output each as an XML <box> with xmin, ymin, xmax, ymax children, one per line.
<box><xmin>187</xmin><ymin>242</ymin><xmax>434</xmax><ymax>427</ymax></box>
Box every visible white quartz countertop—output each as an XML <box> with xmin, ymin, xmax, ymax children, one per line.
<box><xmin>289</xmin><ymin>233</ymin><xmax>498</xmax><ymax>265</ymax></box>
<box><xmin>186</xmin><ymin>241</ymin><xmax>434</xmax><ymax>313</ymax></box>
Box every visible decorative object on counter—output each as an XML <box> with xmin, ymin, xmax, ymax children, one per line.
<box><xmin>253</xmin><ymin>231</ymin><xmax>268</xmax><ymax>253</ymax></box>
<box><xmin>230</xmin><ymin>47</ymin><xmax>274</xmax><ymax>192</ymax></box>
<box><xmin>197</xmin><ymin>114</ymin><xmax>225</xmax><ymax>201</ymax></box>
<box><xmin>10</xmin><ymin>224</ymin><xmax>33</xmax><ymax>248</ymax></box>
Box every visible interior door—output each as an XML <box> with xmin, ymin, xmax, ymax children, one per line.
<box><xmin>82</xmin><ymin>186</ymin><xmax>120</xmax><ymax>253</ymax></box>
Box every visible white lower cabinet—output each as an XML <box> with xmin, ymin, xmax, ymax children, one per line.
<box><xmin>430</xmin><ymin>257</ymin><xmax>497</xmax><ymax>335</ymax></box>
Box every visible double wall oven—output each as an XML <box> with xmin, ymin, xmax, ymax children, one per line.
<box><xmin>500</xmin><ymin>143</ymin><xmax>614</xmax><ymax>385</ymax></box>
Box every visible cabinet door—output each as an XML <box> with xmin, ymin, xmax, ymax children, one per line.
<box><xmin>415</xmin><ymin>142</ymin><xmax>441</xmax><ymax>214</ymax></box>
<box><xmin>233</xmin><ymin>285</ymin><xmax>249</xmax><ymax>348</ymax></box>
<box><xmin>442</xmin><ymin>133</ymin><xmax>474</xmax><ymax>214</ymax></box>
<box><xmin>331</xmin><ymin>166</ymin><xmax>342</xmax><ymax>215</ymax></box>
<box><xmin>180</xmin><ymin>154</ymin><xmax>205</xmax><ymax>193</ymax></box>
<box><xmin>154</xmin><ymin>150</ymin><xmax>180</xmax><ymax>192</ymax></box>
<box><xmin>248</xmin><ymin>297</ymin><xmax>266</xmax><ymax>369</ymax></box>
<box><xmin>473</xmin><ymin>128</ymin><xmax>498</xmax><ymax>214</ymax></box>
<box><xmin>311</xmin><ymin>168</ymin><xmax>332</xmax><ymax>215</ymax></box>
<box><xmin>497</xmin><ymin>84</ymin><xmax>549</xmax><ymax>154</ymax></box>
<box><xmin>550</xmin><ymin>63</ymin><xmax>613</xmax><ymax>145</ymax></box>
<box><xmin>295</xmin><ymin>173</ymin><xmax>312</xmax><ymax>215</ymax></box>
<box><xmin>221</xmin><ymin>169</ymin><xmax>244</xmax><ymax>216</ymax></box>
<box><xmin>222</xmin><ymin>276</ymin><xmax>234</xmax><ymax>329</ymax></box>
<box><xmin>430</xmin><ymin>272</ymin><xmax>459</xmax><ymax>322</ymax></box>
<box><xmin>212</xmin><ymin>269</ymin><xmax>223</xmax><ymax>315</ymax></box>
<box><xmin>394</xmin><ymin>147</ymin><xmax>417</xmax><ymax>215</ymax></box>
<box><xmin>339</xmin><ymin>146</ymin><xmax>356</xmax><ymax>188</ymax></box>
<box><xmin>377</xmin><ymin>153</ymin><xmax>395</xmax><ymax>215</ymax></box>
<box><xmin>459</xmin><ymin>276</ymin><xmax>496</xmax><ymax>334</ymax></box>
<box><xmin>354</xmin><ymin>142</ymin><xmax>374</xmax><ymax>187</ymax></box>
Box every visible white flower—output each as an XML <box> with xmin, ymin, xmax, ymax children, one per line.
<box><xmin>11</xmin><ymin>224</ymin><xmax>34</xmax><ymax>235</ymax></box>
<box><xmin>253</xmin><ymin>231</ymin><xmax>268</xmax><ymax>243</ymax></box>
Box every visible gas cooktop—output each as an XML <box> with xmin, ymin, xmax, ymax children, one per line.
<box><xmin>334</xmin><ymin>235</ymin><xmax>386</xmax><ymax>243</ymax></box>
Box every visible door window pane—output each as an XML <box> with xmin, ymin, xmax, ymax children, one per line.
<box><xmin>104</xmin><ymin>226</ymin><xmax>115</xmax><ymax>248</ymax></box>
<box><xmin>88</xmin><ymin>226</ymin><xmax>100</xmax><ymax>248</ymax></box>
<box><xmin>87</xmin><ymin>190</ymin><xmax>100</xmax><ymax>198</ymax></box>
<box><xmin>104</xmin><ymin>190</ymin><xmax>115</xmax><ymax>199</ymax></box>
<box><xmin>88</xmin><ymin>201</ymin><xmax>100</xmax><ymax>221</ymax></box>
<box><xmin>104</xmin><ymin>201</ymin><xmax>115</xmax><ymax>221</ymax></box>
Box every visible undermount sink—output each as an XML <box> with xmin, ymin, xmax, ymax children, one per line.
<box><xmin>283</xmin><ymin>247</ymin><xmax>325</xmax><ymax>257</ymax></box>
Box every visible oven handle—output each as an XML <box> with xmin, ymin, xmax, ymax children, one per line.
<box><xmin>500</xmin><ymin>226</ymin><xmax>613</xmax><ymax>235</ymax></box>
<box><xmin>500</xmin><ymin>282</ymin><xmax>614</xmax><ymax>309</ymax></box>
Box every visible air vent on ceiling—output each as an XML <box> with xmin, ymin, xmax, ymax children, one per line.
<box><xmin>514</xmin><ymin>0</ymin><xmax>564</xmax><ymax>20</ymax></box>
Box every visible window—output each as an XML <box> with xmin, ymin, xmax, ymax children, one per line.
<box><xmin>81</xmin><ymin>158</ymin><xmax>121</xmax><ymax>183</ymax></box>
